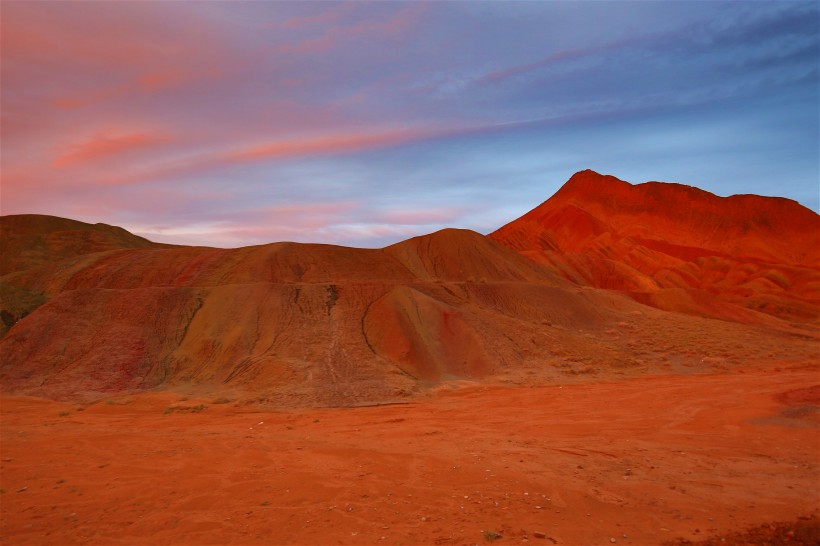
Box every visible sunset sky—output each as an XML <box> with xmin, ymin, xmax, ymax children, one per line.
<box><xmin>2</xmin><ymin>1</ymin><xmax>818</xmax><ymax>248</ymax></box>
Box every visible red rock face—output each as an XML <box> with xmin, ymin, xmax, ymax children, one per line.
<box><xmin>1</xmin><ymin>172</ymin><xmax>818</xmax><ymax>403</ymax></box>
<box><xmin>490</xmin><ymin>169</ymin><xmax>820</xmax><ymax>324</ymax></box>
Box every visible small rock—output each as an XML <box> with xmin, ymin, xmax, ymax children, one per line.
<box><xmin>610</xmin><ymin>538</ymin><xmax>616</xmax><ymax>543</ymax></box>
<box><xmin>17</xmin><ymin>486</ymin><xmax>27</xmax><ymax>493</ymax></box>
<box><xmin>533</xmin><ymin>531</ymin><xmax>547</xmax><ymax>539</ymax></box>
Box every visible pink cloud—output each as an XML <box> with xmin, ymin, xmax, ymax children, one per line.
<box><xmin>53</xmin><ymin>132</ymin><xmax>171</xmax><ymax>168</ymax></box>
<box><xmin>3</xmin><ymin>2</ymin><xmax>233</xmax><ymax>113</ymax></box>
<box><xmin>221</xmin><ymin>128</ymin><xmax>429</xmax><ymax>164</ymax></box>
<box><xmin>1</xmin><ymin>2</ymin><xmax>443</xmax><ymax>199</ymax></box>
<box><xmin>52</xmin><ymin>65</ymin><xmax>225</xmax><ymax>111</ymax></box>
<box><xmin>4</xmin><ymin>123</ymin><xmax>446</xmax><ymax>198</ymax></box>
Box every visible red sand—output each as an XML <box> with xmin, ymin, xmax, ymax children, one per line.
<box><xmin>2</xmin><ymin>364</ymin><xmax>817</xmax><ymax>545</ymax></box>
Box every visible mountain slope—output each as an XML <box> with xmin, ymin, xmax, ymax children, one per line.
<box><xmin>490</xmin><ymin>170</ymin><xmax>820</xmax><ymax>324</ymax></box>
<box><xmin>2</xmin><ymin>219</ymin><xmax>640</xmax><ymax>403</ymax></box>
<box><xmin>0</xmin><ymin>215</ymin><xmax>167</xmax><ymax>335</ymax></box>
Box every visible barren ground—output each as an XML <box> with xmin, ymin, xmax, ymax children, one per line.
<box><xmin>1</xmin><ymin>363</ymin><xmax>818</xmax><ymax>546</ymax></box>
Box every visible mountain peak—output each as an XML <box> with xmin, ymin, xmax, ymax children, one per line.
<box><xmin>563</xmin><ymin>169</ymin><xmax>626</xmax><ymax>187</ymax></box>
<box><xmin>489</xmin><ymin>171</ymin><xmax>819</xmax><ymax>324</ymax></box>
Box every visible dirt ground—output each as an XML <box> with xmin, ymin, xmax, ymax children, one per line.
<box><xmin>1</xmin><ymin>364</ymin><xmax>818</xmax><ymax>546</ymax></box>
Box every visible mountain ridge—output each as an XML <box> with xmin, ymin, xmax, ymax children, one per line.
<box><xmin>494</xmin><ymin>169</ymin><xmax>819</xmax><ymax>266</ymax></box>
<box><xmin>490</xmin><ymin>170</ymin><xmax>820</xmax><ymax>324</ymax></box>
<box><xmin>1</xmin><ymin>170</ymin><xmax>817</xmax><ymax>404</ymax></box>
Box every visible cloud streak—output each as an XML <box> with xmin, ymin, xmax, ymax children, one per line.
<box><xmin>220</xmin><ymin>128</ymin><xmax>430</xmax><ymax>164</ymax></box>
<box><xmin>53</xmin><ymin>132</ymin><xmax>171</xmax><ymax>168</ymax></box>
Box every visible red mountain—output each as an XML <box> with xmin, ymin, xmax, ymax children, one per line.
<box><xmin>490</xmin><ymin>170</ymin><xmax>820</xmax><ymax>325</ymax></box>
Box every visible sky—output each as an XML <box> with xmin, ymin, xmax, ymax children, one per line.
<box><xmin>2</xmin><ymin>1</ymin><xmax>818</xmax><ymax>248</ymax></box>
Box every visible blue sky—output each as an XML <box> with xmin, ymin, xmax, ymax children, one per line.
<box><xmin>2</xmin><ymin>1</ymin><xmax>818</xmax><ymax>247</ymax></box>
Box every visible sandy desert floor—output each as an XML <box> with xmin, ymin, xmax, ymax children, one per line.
<box><xmin>1</xmin><ymin>363</ymin><xmax>818</xmax><ymax>546</ymax></box>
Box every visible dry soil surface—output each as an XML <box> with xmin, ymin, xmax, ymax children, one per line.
<box><xmin>1</xmin><ymin>365</ymin><xmax>818</xmax><ymax>546</ymax></box>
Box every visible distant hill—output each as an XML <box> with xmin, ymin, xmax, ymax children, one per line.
<box><xmin>0</xmin><ymin>214</ymin><xmax>161</xmax><ymax>275</ymax></box>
